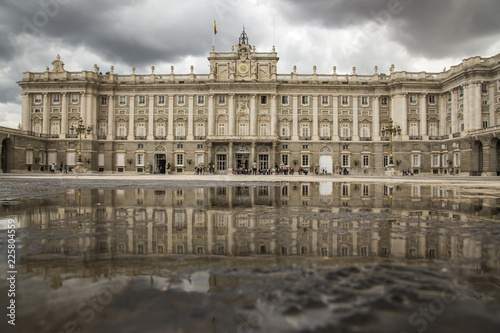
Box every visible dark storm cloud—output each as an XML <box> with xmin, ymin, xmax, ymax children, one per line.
<box><xmin>1</xmin><ymin>0</ymin><xmax>214</xmax><ymax>66</ymax></box>
<box><xmin>279</xmin><ymin>0</ymin><xmax>500</xmax><ymax>58</ymax></box>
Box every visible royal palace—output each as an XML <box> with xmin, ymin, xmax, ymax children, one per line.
<box><xmin>1</xmin><ymin>30</ymin><xmax>500</xmax><ymax>175</ymax></box>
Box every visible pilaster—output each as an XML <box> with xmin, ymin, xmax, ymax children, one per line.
<box><xmin>420</xmin><ymin>94</ymin><xmax>428</xmax><ymax>139</ymax></box>
<box><xmin>147</xmin><ymin>95</ymin><xmax>154</xmax><ymax>140</ymax></box>
<box><xmin>108</xmin><ymin>94</ymin><xmax>115</xmax><ymax>139</ymax></box>
<box><xmin>312</xmin><ymin>95</ymin><xmax>319</xmax><ymax>140</ymax></box>
<box><xmin>128</xmin><ymin>96</ymin><xmax>135</xmax><ymax>140</ymax></box>
<box><xmin>42</xmin><ymin>93</ymin><xmax>49</xmax><ymax>135</ymax></box>
<box><xmin>22</xmin><ymin>92</ymin><xmax>30</xmax><ymax>131</ymax></box>
<box><xmin>292</xmin><ymin>95</ymin><xmax>298</xmax><ymax>140</ymax></box>
<box><xmin>352</xmin><ymin>95</ymin><xmax>359</xmax><ymax>141</ymax></box>
<box><xmin>61</xmin><ymin>92</ymin><xmax>68</xmax><ymax>135</ymax></box>
<box><xmin>373</xmin><ymin>96</ymin><xmax>380</xmax><ymax>141</ymax></box>
<box><xmin>187</xmin><ymin>95</ymin><xmax>194</xmax><ymax>140</ymax></box>
<box><xmin>167</xmin><ymin>95</ymin><xmax>174</xmax><ymax>140</ymax></box>
<box><xmin>332</xmin><ymin>96</ymin><xmax>339</xmax><ymax>139</ymax></box>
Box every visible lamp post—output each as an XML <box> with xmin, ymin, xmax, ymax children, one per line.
<box><xmin>381</xmin><ymin>118</ymin><xmax>401</xmax><ymax>166</ymax></box>
<box><xmin>70</xmin><ymin>117</ymin><xmax>92</xmax><ymax>163</ymax></box>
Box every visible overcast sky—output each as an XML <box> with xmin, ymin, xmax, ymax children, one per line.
<box><xmin>1</xmin><ymin>0</ymin><xmax>499</xmax><ymax>128</ymax></box>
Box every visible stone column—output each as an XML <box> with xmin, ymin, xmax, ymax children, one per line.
<box><xmin>373</xmin><ymin>96</ymin><xmax>380</xmax><ymax>141</ymax></box>
<box><xmin>81</xmin><ymin>92</ymin><xmax>87</xmax><ymax>125</ymax></box>
<box><xmin>401</xmin><ymin>94</ymin><xmax>408</xmax><ymax>138</ymax></box>
<box><xmin>292</xmin><ymin>95</ymin><xmax>298</xmax><ymax>140</ymax></box>
<box><xmin>167</xmin><ymin>95</ymin><xmax>174</xmax><ymax>140</ymax></box>
<box><xmin>352</xmin><ymin>95</ymin><xmax>359</xmax><ymax>140</ymax></box>
<box><xmin>228</xmin><ymin>142</ymin><xmax>233</xmax><ymax>172</ymax></box>
<box><xmin>439</xmin><ymin>94</ymin><xmax>447</xmax><ymax>136</ymax></box>
<box><xmin>148</xmin><ymin>95</ymin><xmax>154</xmax><ymax>140</ymax></box>
<box><xmin>187</xmin><ymin>208</ymin><xmax>193</xmax><ymax>253</ymax></box>
<box><xmin>90</xmin><ymin>94</ymin><xmax>97</xmax><ymax>139</ymax></box>
<box><xmin>61</xmin><ymin>93</ymin><xmax>68</xmax><ymax>136</ymax></box>
<box><xmin>208</xmin><ymin>94</ymin><xmax>215</xmax><ymax>136</ymax></box>
<box><xmin>420</xmin><ymin>94</ymin><xmax>427</xmax><ymax>138</ymax></box>
<box><xmin>22</xmin><ymin>92</ymin><xmax>30</xmax><ymax>131</ymax></box>
<box><xmin>187</xmin><ymin>95</ymin><xmax>194</xmax><ymax>140</ymax></box>
<box><xmin>42</xmin><ymin>93</ymin><xmax>49</xmax><ymax>135</ymax></box>
<box><xmin>490</xmin><ymin>83</ymin><xmax>496</xmax><ymax>127</ymax></box>
<box><xmin>312</xmin><ymin>95</ymin><xmax>319</xmax><ymax>140</ymax></box>
<box><xmin>228</xmin><ymin>94</ymin><xmax>235</xmax><ymax>136</ymax></box>
<box><xmin>108</xmin><ymin>94</ymin><xmax>115</xmax><ymax>139</ymax></box>
<box><xmin>474</xmin><ymin>83</ymin><xmax>482</xmax><ymax>130</ymax></box>
<box><xmin>128</xmin><ymin>96</ymin><xmax>135</xmax><ymax>140</ymax></box>
<box><xmin>251</xmin><ymin>142</ymin><xmax>256</xmax><ymax>167</ymax></box>
<box><xmin>271</xmin><ymin>142</ymin><xmax>276</xmax><ymax>169</ymax></box>
<box><xmin>451</xmin><ymin>90</ymin><xmax>458</xmax><ymax>134</ymax></box>
<box><xmin>250</xmin><ymin>94</ymin><xmax>257</xmax><ymax>137</ymax></box>
<box><xmin>270</xmin><ymin>94</ymin><xmax>277</xmax><ymax>137</ymax></box>
<box><xmin>463</xmin><ymin>85</ymin><xmax>470</xmax><ymax>131</ymax></box>
<box><xmin>332</xmin><ymin>96</ymin><xmax>339</xmax><ymax>139</ymax></box>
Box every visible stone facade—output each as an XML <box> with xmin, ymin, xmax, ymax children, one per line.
<box><xmin>6</xmin><ymin>30</ymin><xmax>500</xmax><ymax>175</ymax></box>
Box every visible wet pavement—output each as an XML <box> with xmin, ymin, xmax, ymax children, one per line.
<box><xmin>0</xmin><ymin>175</ymin><xmax>500</xmax><ymax>332</ymax></box>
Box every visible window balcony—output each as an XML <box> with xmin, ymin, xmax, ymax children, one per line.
<box><xmin>194</xmin><ymin>136</ymin><xmax>206</xmax><ymax>140</ymax></box>
<box><xmin>299</xmin><ymin>136</ymin><xmax>311</xmax><ymax>141</ymax></box>
<box><xmin>66</xmin><ymin>134</ymin><xmax>78</xmax><ymax>139</ymax></box>
<box><xmin>340</xmin><ymin>137</ymin><xmax>352</xmax><ymax>141</ymax></box>
<box><xmin>50</xmin><ymin>134</ymin><xmax>59</xmax><ymax>138</ymax></box>
<box><xmin>154</xmin><ymin>136</ymin><xmax>166</xmax><ymax>140</ymax></box>
<box><xmin>97</xmin><ymin>135</ymin><xmax>107</xmax><ymax>140</ymax></box>
<box><xmin>409</xmin><ymin>136</ymin><xmax>422</xmax><ymax>140</ymax></box>
<box><xmin>428</xmin><ymin>136</ymin><xmax>440</xmax><ymax>140</ymax></box>
<box><xmin>116</xmin><ymin>136</ymin><xmax>127</xmax><ymax>140</ymax></box>
<box><xmin>360</xmin><ymin>137</ymin><xmax>372</xmax><ymax>141</ymax></box>
<box><xmin>175</xmin><ymin>136</ymin><xmax>186</xmax><ymax>140</ymax></box>
<box><xmin>320</xmin><ymin>136</ymin><xmax>331</xmax><ymax>141</ymax></box>
<box><xmin>279</xmin><ymin>136</ymin><xmax>291</xmax><ymax>140</ymax></box>
<box><xmin>381</xmin><ymin>136</ymin><xmax>390</xmax><ymax>141</ymax></box>
<box><xmin>135</xmin><ymin>136</ymin><xmax>146</xmax><ymax>140</ymax></box>
<box><xmin>453</xmin><ymin>133</ymin><xmax>461</xmax><ymax>138</ymax></box>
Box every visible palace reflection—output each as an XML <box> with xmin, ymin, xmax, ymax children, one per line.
<box><xmin>5</xmin><ymin>183</ymin><xmax>500</xmax><ymax>265</ymax></box>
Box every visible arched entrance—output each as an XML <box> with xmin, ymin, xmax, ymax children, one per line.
<box><xmin>154</xmin><ymin>145</ymin><xmax>167</xmax><ymax>174</ymax></box>
<box><xmin>490</xmin><ymin>138</ymin><xmax>500</xmax><ymax>176</ymax></box>
<box><xmin>1</xmin><ymin>138</ymin><xmax>13</xmax><ymax>173</ymax></box>
<box><xmin>471</xmin><ymin>140</ymin><xmax>483</xmax><ymax>176</ymax></box>
<box><xmin>319</xmin><ymin>146</ymin><xmax>333</xmax><ymax>174</ymax></box>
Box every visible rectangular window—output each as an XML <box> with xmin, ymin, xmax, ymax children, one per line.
<box><xmin>302</xmin><ymin>145</ymin><xmax>308</xmax><ymax>150</ymax></box>
<box><xmin>158</xmin><ymin>96</ymin><xmax>165</xmax><ymax>105</ymax></box>
<box><xmin>197</xmin><ymin>95</ymin><xmax>205</xmax><ymax>105</ymax></box>
<box><xmin>409</xmin><ymin>123</ymin><xmax>419</xmax><ymax>137</ymax></box>
<box><xmin>320</xmin><ymin>123</ymin><xmax>330</xmax><ymax>137</ymax></box>
<box><xmin>34</xmin><ymin>94</ymin><xmax>42</xmax><ymax>104</ymax></box>
<box><xmin>321</xmin><ymin>96</ymin><xmax>329</xmax><ymax>105</ymax></box>
<box><xmin>239</xmin><ymin>123</ymin><xmax>248</xmax><ymax>136</ymax></box>
<box><xmin>301</xmin><ymin>96</ymin><xmax>309</xmax><ymax>105</ymax></box>
<box><xmin>137</xmin><ymin>153</ymin><xmax>144</xmax><ymax>166</ymax></box>
<box><xmin>71</xmin><ymin>93</ymin><xmax>79</xmax><ymax>103</ymax></box>
<box><xmin>260</xmin><ymin>123</ymin><xmax>268</xmax><ymax>136</ymax></box>
<box><xmin>459</xmin><ymin>87</ymin><xmax>464</xmax><ymax>98</ymax></box>
<box><xmin>454</xmin><ymin>153</ymin><xmax>460</xmax><ymax>167</ymax></box>
<box><xmin>100</xmin><ymin>96</ymin><xmax>107</xmax><ymax>105</ymax></box>
<box><xmin>482</xmin><ymin>83</ymin><xmax>488</xmax><ymax>94</ymax></box>
<box><xmin>282</xmin><ymin>144</ymin><xmax>288</xmax><ymax>150</ymax></box>
<box><xmin>342</xmin><ymin>155</ymin><xmax>349</xmax><ymax>167</ymax></box>
<box><xmin>482</xmin><ymin>120</ymin><xmax>488</xmax><ymax>129</ymax></box>
<box><xmin>281</xmin><ymin>123</ymin><xmax>289</xmax><ymax>137</ymax></box>
<box><xmin>261</xmin><ymin>96</ymin><xmax>267</xmax><ymax>104</ymax></box>
<box><xmin>138</xmin><ymin>96</ymin><xmax>146</xmax><ymax>105</ymax></box>
<box><xmin>361</xmin><ymin>97</ymin><xmax>368</xmax><ymax>106</ymax></box>
<box><xmin>409</xmin><ymin>95</ymin><xmax>417</xmax><ymax>104</ymax></box>
<box><xmin>53</xmin><ymin>94</ymin><xmax>60</xmax><ymax>103</ymax></box>
<box><xmin>196</xmin><ymin>123</ymin><xmax>205</xmax><ymax>137</ymax></box>
<box><xmin>360</xmin><ymin>124</ymin><xmax>370</xmax><ymax>138</ymax></box>
<box><xmin>341</xmin><ymin>124</ymin><xmax>350</xmax><ymax>137</ymax></box>
<box><xmin>412</xmin><ymin>154</ymin><xmax>421</xmax><ymax>167</ymax></box>
<box><xmin>428</xmin><ymin>95</ymin><xmax>436</xmax><ymax>104</ymax></box>
<box><xmin>119</xmin><ymin>96</ymin><xmax>126</xmax><ymax>105</ymax></box>
<box><xmin>177</xmin><ymin>95</ymin><xmax>185</xmax><ymax>105</ymax></box>
<box><xmin>176</xmin><ymin>154</ymin><xmax>184</xmax><ymax>166</ymax></box>
<box><xmin>301</xmin><ymin>123</ymin><xmax>310</xmax><ymax>137</ymax></box>
<box><xmin>342</xmin><ymin>96</ymin><xmax>349</xmax><ymax>106</ymax></box>
<box><xmin>218</xmin><ymin>95</ymin><xmax>226</xmax><ymax>104</ymax></box>
<box><xmin>432</xmin><ymin>155</ymin><xmax>440</xmax><ymax>168</ymax></box>
<box><xmin>218</xmin><ymin>123</ymin><xmax>226</xmax><ymax>136</ymax></box>
<box><xmin>362</xmin><ymin>155</ymin><xmax>369</xmax><ymax>167</ymax></box>
<box><xmin>428</xmin><ymin>123</ymin><xmax>438</xmax><ymax>137</ymax></box>
<box><xmin>362</xmin><ymin>184</ymin><xmax>369</xmax><ymax>196</ymax></box>
<box><xmin>383</xmin><ymin>155</ymin><xmax>389</xmax><ymax>167</ymax></box>
<box><xmin>281</xmin><ymin>96</ymin><xmax>289</xmax><ymax>105</ymax></box>
<box><xmin>301</xmin><ymin>154</ymin><xmax>309</xmax><ymax>167</ymax></box>
<box><xmin>381</xmin><ymin>97</ymin><xmax>388</xmax><ymax>106</ymax></box>
<box><xmin>282</xmin><ymin>154</ymin><xmax>289</xmax><ymax>166</ymax></box>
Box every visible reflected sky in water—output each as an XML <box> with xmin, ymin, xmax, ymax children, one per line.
<box><xmin>1</xmin><ymin>182</ymin><xmax>500</xmax><ymax>333</ymax></box>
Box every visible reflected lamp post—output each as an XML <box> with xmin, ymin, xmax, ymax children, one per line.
<box><xmin>381</xmin><ymin>118</ymin><xmax>401</xmax><ymax>166</ymax></box>
<box><xmin>70</xmin><ymin>117</ymin><xmax>92</xmax><ymax>163</ymax></box>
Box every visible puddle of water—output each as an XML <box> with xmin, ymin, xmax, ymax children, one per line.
<box><xmin>0</xmin><ymin>182</ymin><xmax>500</xmax><ymax>333</ymax></box>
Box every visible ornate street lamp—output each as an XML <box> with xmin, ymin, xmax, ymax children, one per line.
<box><xmin>70</xmin><ymin>117</ymin><xmax>92</xmax><ymax>163</ymax></box>
<box><xmin>381</xmin><ymin>118</ymin><xmax>401</xmax><ymax>166</ymax></box>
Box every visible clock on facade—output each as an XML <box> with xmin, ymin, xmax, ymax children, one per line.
<box><xmin>238</xmin><ymin>63</ymin><xmax>249</xmax><ymax>74</ymax></box>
